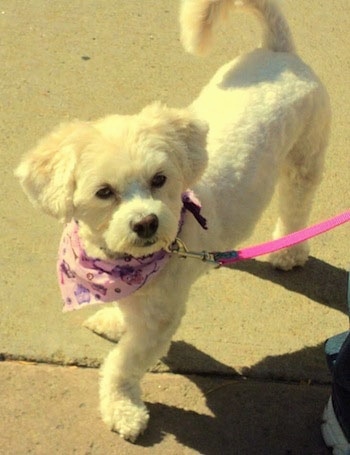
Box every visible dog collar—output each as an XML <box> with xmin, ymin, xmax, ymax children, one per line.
<box><xmin>58</xmin><ymin>191</ymin><xmax>207</xmax><ymax>312</ymax></box>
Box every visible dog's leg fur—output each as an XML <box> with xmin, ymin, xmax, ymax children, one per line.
<box><xmin>83</xmin><ymin>307</ymin><xmax>126</xmax><ymax>342</ymax></box>
<box><xmin>98</xmin><ymin>306</ymin><xmax>183</xmax><ymax>442</ymax></box>
<box><xmin>99</xmin><ymin>331</ymin><xmax>168</xmax><ymax>442</ymax></box>
<box><xmin>98</xmin><ymin>271</ymin><xmax>190</xmax><ymax>442</ymax></box>
<box><xmin>270</xmin><ymin>106</ymin><xmax>330</xmax><ymax>270</ymax></box>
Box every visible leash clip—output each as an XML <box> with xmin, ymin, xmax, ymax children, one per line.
<box><xmin>166</xmin><ymin>238</ymin><xmax>220</xmax><ymax>267</ymax></box>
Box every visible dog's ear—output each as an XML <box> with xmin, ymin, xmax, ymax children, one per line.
<box><xmin>173</xmin><ymin>108</ymin><xmax>209</xmax><ymax>186</ymax></box>
<box><xmin>140</xmin><ymin>103</ymin><xmax>208</xmax><ymax>187</ymax></box>
<box><xmin>15</xmin><ymin>121</ymin><xmax>91</xmax><ymax>222</ymax></box>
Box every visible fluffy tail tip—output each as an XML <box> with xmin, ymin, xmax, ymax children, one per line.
<box><xmin>180</xmin><ymin>0</ymin><xmax>226</xmax><ymax>55</ymax></box>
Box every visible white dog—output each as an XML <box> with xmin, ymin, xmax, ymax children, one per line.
<box><xmin>16</xmin><ymin>0</ymin><xmax>330</xmax><ymax>442</ymax></box>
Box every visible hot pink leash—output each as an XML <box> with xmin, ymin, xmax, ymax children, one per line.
<box><xmin>169</xmin><ymin>210</ymin><xmax>350</xmax><ymax>265</ymax></box>
<box><xmin>212</xmin><ymin>210</ymin><xmax>350</xmax><ymax>266</ymax></box>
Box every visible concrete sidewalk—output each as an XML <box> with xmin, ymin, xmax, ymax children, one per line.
<box><xmin>0</xmin><ymin>1</ymin><xmax>349</xmax><ymax>454</ymax></box>
<box><xmin>0</xmin><ymin>361</ymin><xmax>331</xmax><ymax>454</ymax></box>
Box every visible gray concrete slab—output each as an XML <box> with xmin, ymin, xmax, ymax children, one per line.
<box><xmin>0</xmin><ymin>0</ymin><xmax>349</xmax><ymax>452</ymax></box>
<box><xmin>0</xmin><ymin>361</ymin><xmax>330</xmax><ymax>455</ymax></box>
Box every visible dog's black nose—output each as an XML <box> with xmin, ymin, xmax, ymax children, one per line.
<box><xmin>131</xmin><ymin>214</ymin><xmax>159</xmax><ymax>239</ymax></box>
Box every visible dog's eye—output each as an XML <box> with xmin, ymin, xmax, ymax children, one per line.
<box><xmin>151</xmin><ymin>173</ymin><xmax>167</xmax><ymax>189</ymax></box>
<box><xmin>95</xmin><ymin>186</ymin><xmax>115</xmax><ymax>200</ymax></box>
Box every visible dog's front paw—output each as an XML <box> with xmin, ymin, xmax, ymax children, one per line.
<box><xmin>269</xmin><ymin>243</ymin><xmax>309</xmax><ymax>271</ymax></box>
<box><xmin>101</xmin><ymin>399</ymin><xmax>149</xmax><ymax>443</ymax></box>
<box><xmin>83</xmin><ymin>307</ymin><xmax>125</xmax><ymax>342</ymax></box>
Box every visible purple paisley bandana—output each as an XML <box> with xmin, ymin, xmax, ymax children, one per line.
<box><xmin>58</xmin><ymin>191</ymin><xmax>207</xmax><ymax>312</ymax></box>
<box><xmin>58</xmin><ymin>221</ymin><xmax>170</xmax><ymax>312</ymax></box>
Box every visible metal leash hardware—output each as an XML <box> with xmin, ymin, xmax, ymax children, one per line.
<box><xmin>166</xmin><ymin>210</ymin><xmax>350</xmax><ymax>267</ymax></box>
<box><xmin>166</xmin><ymin>238</ymin><xmax>220</xmax><ymax>266</ymax></box>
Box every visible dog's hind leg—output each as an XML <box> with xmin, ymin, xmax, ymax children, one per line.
<box><xmin>270</xmin><ymin>123</ymin><xmax>329</xmax><ymax>270</ymax></box>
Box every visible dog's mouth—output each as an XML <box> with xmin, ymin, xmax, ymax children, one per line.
<box><xmin>132</xmin><ymin>236</ymin><xmax>159</xmax><ymax>249</ymax></box>
<box><xmin>133</xmin><ymin>235</ymin><xmax>171</xmax><ymax>252</ymax></box>
<box><xmin>103</xmin><ymin>236</ymin><xmax>168</xmax><ymax>260</ymax></box>
<box><xmin>140</xmin><ymin>239</ymin><xmax>157</xmax><ymax>247</ymax></box>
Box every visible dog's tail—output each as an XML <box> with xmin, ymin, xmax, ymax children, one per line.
<box><xmin>180</xmin><ymin>0</ymin><xmax>296</xmax><ymax>55</ymax></box>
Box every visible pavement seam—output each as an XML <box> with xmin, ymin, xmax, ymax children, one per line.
<box><xmin>0</xmin><ymin>357</ymin><xmax>332</xmax><ymax>388</ymax></box>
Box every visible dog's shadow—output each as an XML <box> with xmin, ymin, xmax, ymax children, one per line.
<box><xmin>137</xmin><ymin>257</ymin><xmax>347</xmax><ymax>453</ymax></box>
<box><xmin>138</xmin><ymin>342</ymin><xmax>331</xmax><ymax>454</ymax></box>
<box><xmin>231</xmin><ymin>255</ymin><xmax>348</xmax><ymax>314</ymax></box>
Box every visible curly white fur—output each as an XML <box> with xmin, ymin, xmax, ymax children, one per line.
<box><xmin>16</xmin><ymin>0</ymin><xmax>330</xmax><ymax>442</ymax></box>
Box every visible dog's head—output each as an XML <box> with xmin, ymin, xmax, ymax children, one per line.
<box><xmin>16</xmin><ymin>103</ymin><xmax>208</xmax><ymax>257</ymax></box>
